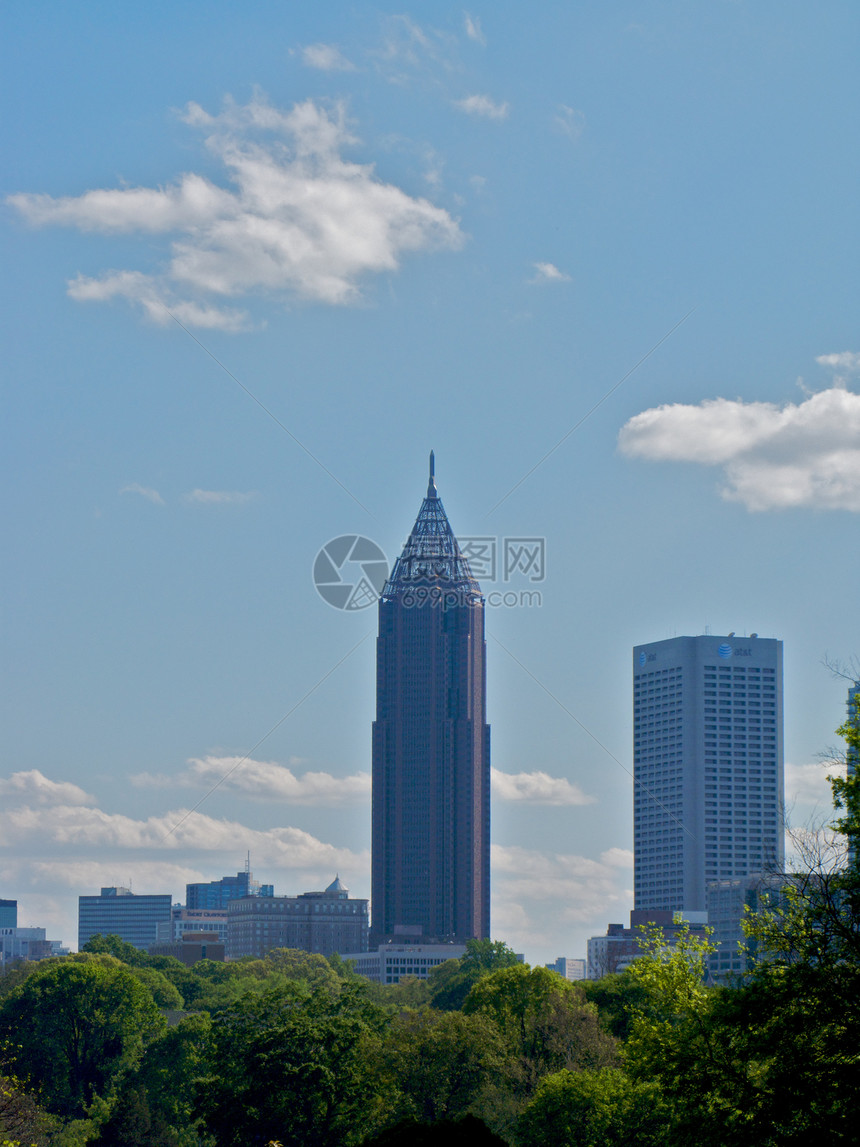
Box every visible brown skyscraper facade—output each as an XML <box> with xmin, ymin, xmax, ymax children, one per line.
<box><xmin>371</xmin><ymin>456</ymin><xmax>490</xmax><ymax>945</ymax></box>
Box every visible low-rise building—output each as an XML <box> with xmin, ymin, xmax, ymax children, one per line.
<box><xmin>155</xmin><ymin>907</ymin><xmax>228</xmax><ymax>945</ymax></box>
<box><xmin>341</xmin><ymin>942</ymin><xmax>466</xmax><ymax>985</ymax></box>
<box><xmin>148</xmin><ymin>931</ymin><xmax>225</xmax><ymax>965</ymax></box>
<box><xmin>545</xmin><ymin>956</ymin><xmax>586</xmax><ymax>981</ymax></box>
<box><xmin>586</xmin><ymin>909</ymin><xmax>709</xmax><ymax>979</ymax></box>
<box><xmin>1</xmin><ymin>927</ymin><xmax>68</xmax><ymax>966</ymax></box>
<box><xmin>226</xmin><ymin>876</ymin><xmax>368</xmax><ymax>960</ymax></box>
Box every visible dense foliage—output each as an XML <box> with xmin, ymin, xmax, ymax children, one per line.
<box><xmin>1</xmin><ymin>704</ymin><xmax>858</xmax><ymax>1145</ymax></box>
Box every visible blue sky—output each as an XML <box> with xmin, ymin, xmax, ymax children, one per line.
<box><xmin>2</xmin><ymin>1</ymin><xmax>859</xmax><ymax>962</ymax></box>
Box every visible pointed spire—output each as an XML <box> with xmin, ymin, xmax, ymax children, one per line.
<box><xmin>382</xmin><ymin>455</ymin><xmax>482</xmax><ymax>600</ymax></box>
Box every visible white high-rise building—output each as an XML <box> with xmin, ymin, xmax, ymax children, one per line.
<box><xmin>633</xmin><ymin>634</ymin><xmax>784</xmax><ymax>913</ymax></box>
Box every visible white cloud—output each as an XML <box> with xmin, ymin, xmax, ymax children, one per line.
<box><xmin>454</xmin><ymin>94</ymin><xmax>509</xmax><ymax>120</ymax></box>
<box><xmin>183</xmin><ymin>489</ymin><xmax>258</xmax><ymax>506</ymax></box>
<box><xmin>491</xmin><ymin>844</ymin><xmax>632</xmax><ymax>953</ymax></box>
<box><xmin>132</xmin><ymin>755</ymin><xmax>372</xmax><ymax>805</ymax></box>
<box><xmin>0</xmin><ymin>798</ymin><xmax>367</xmax><ymax>871</ymax></box>
<box><xmin>600</xmin><ymin>846</ymin><xmax>635</xmax><ymax>868</ymax></box>
<box><xmin>301</xmin><ymin>43</ymin><xmax>355</xmax><ymax>72</ymax></box>
<box><xmin>491</xmin><ymin>767</ymin><xmax>594</xmax><ymax>806</ymax></box>
<box><xmin>529</xmin><ymin>261</ymin><xmax>571</xmax><ymax>285</ymax></box>
<box><xmin>9</xmin><ymin>95</ymin><xmax>463</xmax><ymax>327</ymax></box>
<box><xmin>815</xmin><ymin>351</ymin><xmax>860</xmax><ymax>380</ymax></box>
<box><xmin>618</xmin><ymin>371</ymin><xmax>860</xmax><ymax>511</ymax></box>
<box><xmin>70</xmin><ymin>271</ymin><xmax>251</xmax><ymax>331</ymax></box>
<box><xmin>464</xmin><ymin>13</ymin><xmax>486</xmax><ymax>45</ymax></box>
<box><xmin>120</xmin><ymin>482</ymin><xmax>165</xmax><ymax>505</ymax></box>
<box><xmin>0</xmin><ymin>770</ymin><xmax>94</xmax><ymax>807</ymax></box>
<box><xmin>785</xmin><ymin>760</ymin><xmax>845</xmax><ymax>811</ymax></box>
<box><xmin>555</xmin><ymin>105</ymin><xmax>586</xmax><ymax>141</ymax></box>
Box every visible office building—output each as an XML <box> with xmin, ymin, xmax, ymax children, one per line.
<box><xmin>705</xmin><ymin>873</ymin><xmax>793</xmax><ymax>981</ymax></box>
<box><xmin>186</xmin><ymin>868</ymin><xmax>273</xmax><ymax>910</ymax></box>
<box><xmin>371</xmin><ymin>454</ymin><xmax>490</xmax><ymax>945</ymax></box>
<box><xmin>226</xmin><ymin>876</ymin><xmax>368</xmax><ymax>960</ymax></box>
<box><xmin>586</xmin><ymin>910</ymin><xmax>709</xmax><ymax>980</ymax></box>
<box><xmin>78</xmin><ymin>886</ymin><xmax>172</xmax><ymax>951</ymax></box>
<box><xmin>0</xmin><ymin>900</ymin><xmax>17</xmax><ymax>929</ymax></box>
<box><xmin>148</xmin><ymin>931</ymin><xmax>225</xmax><ymax>965</ymax></box>
<box><xmin>155</xmin><ymin>907</ymin><xmax>228</xmax><ymax>945</ymax></box>
<box><xmin>545</xmin><ymin>957</ymin><xmax>586</xmax><ymax>981</ymax></box>
<box><xmin>633</xmin><ymin>634</ymin><xmax>783</xmax><ymax>914</ymax></box>
<box><xmin>1</xmin><ymin>927</ymin><xmax>52</xmax><ymax>966</ymax></box>
<box><xmin>341</xmin><ymin>942</ymin><xmax>467</xmax><ymax>985</ymax></box>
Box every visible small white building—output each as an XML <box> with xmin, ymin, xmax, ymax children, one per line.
<box><xmin>545</xmin><ymin>957</ymin><xmax>586</xmax><ymax>981</ymax></box>
<box><xmin>341</xmin><ymin>942</ymin><xmax>466</xmax><ymax>985</ymax></box>
<box><xmin>1</xmin><ymin>927</ymin><xmax>68</xmax><ymax>966</ymax></box>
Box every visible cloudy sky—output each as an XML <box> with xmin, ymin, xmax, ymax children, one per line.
<box><xmin>3</xmin><ymin>2</ymin><xmax>859</xmax><ymax>963</ymax></box>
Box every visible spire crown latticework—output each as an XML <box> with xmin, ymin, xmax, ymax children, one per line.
<box><xmin>382</xmin><ymin>456</ymin><xmax>482</xmax><ymax>601</ymax></box>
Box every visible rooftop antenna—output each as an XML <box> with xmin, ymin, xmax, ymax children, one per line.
<box><xmin>245</xmin><ymin>850</ymin><xmax>250</xmax><ymax>875</ymax></box>
<box><xmin>427</xmin><ymin>450</ymin><xmax>437</xmax><ymax>497</ymax></box>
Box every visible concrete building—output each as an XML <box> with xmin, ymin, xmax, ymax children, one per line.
<box><xmin>545</xmin><ymin>957</ymin><xmax>586</xmax><ymax>981</ymax></box>
<box><xmin>372</xmin><ymin>454</ymin><xmax>490</xmax><ymax>945</ymax></box>
<box><xmin>226</xmin><ymin>876</ymin><xmax>368</xmax><ymax>960</ymax></box>
<box><xmin>148</xmin><ymin>931</ymin><xmax>225</xmax><ymax>965</ymax></box>
<box><xmin>0</xmin><ymin>900</ymin><xmax>17</xmax><ymax>929</ymax></box>
<box><xmin>1</xmin><ymin>927</ymin><xmax>68</xmax><ymax>967</ymax></box>
<box><xmin>155</xmin><ymin>907</ymin><xmax>228</xmax><ymax>945</ymax></box>
<box><xmin>633</xmin><ymin>634</ymin><xmax>783</xmax><ymax>914</ymax></box>
<box><xmin>705</xmin><ymin>873</ymin><xmax>794</xmax><ymax>981</ymax></box>
<box><xmin>586</xmin><ymin>910</ymin><xmax>709</xmax><ymax>980</ymax></box>
<box><xmin>186</xmin><ymin>869</ymin><xmax>273</xmax><ymax>910</ymax></box>
<box><xmin>341</xmin><ymin>942</ymin><xmax>466</xmax><ymax>985</ymax></box>
<box><xmin>78</xmin><ymin>886</ymin><xmax>172</xmax><ymax>951</ymax></box>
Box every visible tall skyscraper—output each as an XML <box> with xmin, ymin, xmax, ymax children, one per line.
<box><xmin>633</xmin><ymin>634</ymin><xmax>784</xmax><ymax>913</ymax></box>
<box><xmin>371</xmin><ymin>455</ymin><xmax>490</xmax><ymax>945</ymax></box>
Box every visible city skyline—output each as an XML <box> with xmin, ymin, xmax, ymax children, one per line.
<box><xmin>3</xmin><ymin>3</ymin><xmax>860</xmax><ymax>964</ymax></box>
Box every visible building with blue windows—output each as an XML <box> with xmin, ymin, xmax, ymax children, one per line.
<box><xmin>633</xmin><ymin>634</ymin><xmax>784</xmax><ymax>915</ymax></box>
<box><xmin>0</xmin><ymin>900</ymin><xmax>17</xmax><ymax>929</ymax></box>
<box><xmin>78</xmin><ymin>887</ymin><xmax>172</xmax><ymax>951</ymax></box>
<box><xmin>186</xmin><ymin>869</ymin><xmax>273</xmax><ymax>910</ymax></box>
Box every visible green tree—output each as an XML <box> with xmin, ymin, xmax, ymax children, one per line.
<box><xmin>196</xmin><ymin>980</ymin><xmax>388</xmax><ymax>1147</ymax></box>
<box><xmin>581</xmin><ymin>970</ymin><xmax>651</xmax><ymax>1040</ymax></box>
<box><xmin>517</xmin><ymin>1067</ymin><xmax>667</xmax><ymax>1147</ymax></box>
<box><xmin>0</xmin><ymin>958</ymin><xmax>164</xmax><ymax>1119</ymax></box>
<box><xmin>362</xmin><ymin>1113</ymin><xmax>508</xmax><ymax>1147</ymax></box>
<box><xmin>81</xmin><ymin>935</ymin><xmax>147</xmax><ymax>966</ymax></box>
<box><xmin>95</xmin><ymin>1013</ymin><xmax>213</xmax><ymax>1147</ymax></box>
<box><xmin>0</xmin><ymin>1071</ymin><xmax>57</xmax><ymax>1147</ymax></box>
<box><xmin>264</xmin><ymin>948</ymin><xmax>343</xmax><ymax>992</ymax></box>
<box><xmin>370</xmin><ymin>1009</ymin><xmax>507</xmax><ymax>1125</ymax></box>
<box><xmin>428</xmin><ymin>940</ymin><xmax>522</xmax><ymax>1011</ymax></box>
<box><xmin>463</xmin><ymin>965</ymin><xmax>616</xmax><ymax>1097</ymax></box>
